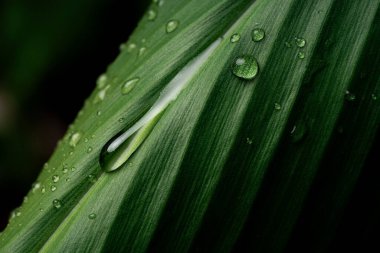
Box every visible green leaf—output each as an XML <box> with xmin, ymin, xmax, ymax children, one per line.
<box><xmin>1</xmin><ymin>0</ymin><xmax>379</xmax><ymax>252</ymax></box>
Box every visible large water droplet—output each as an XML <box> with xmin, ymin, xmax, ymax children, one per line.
<box><xmin>232</xmin><ymin>55</ymin><xmax>259</xmax><ymax>80</ymax></box>
<box><xmin>121</xmin><ymin>78</ymin><xmax>139</xmax><ymax>95</ymax></box>
<box><xmin>52</xmin><ymin>199</ymin><xmax>62</xmax><ymax>209</ymax></box>
<box><xmin>230</xmin><ymin>33</ymin><xmax>241</xmax><ymax>43</ymax></box>
<box><xmin>166</xmin><ymin>20</ymin><xmax>179</xmax><ymax>33</ymax></box>
<box><xmin>147</xmin><ymin>9</ymin><xmax>157</xmax><ymax>21</ymax></box>
<box><xmin>295</xmin><ymin>37</ymin><xmax>306</xmax><ymax>48</ymax></box>
<box><xmin>96</xmin><ymin>74</ymin><xmax>108</xmax><ymax>89</ymax></box>
<box><xmin>69</xmin><ymin>132</ymin><xmax>82</xmax><ymax>147</ymax></box>
<box><xmin>251</xmin><ymin>28</ymin><xmax>265</xmax><ymax>42</ymax></box>
<box><xmin>290</xmin><ymin>121</ymin><xmax>307</xmax><ymax>143</ymax></box>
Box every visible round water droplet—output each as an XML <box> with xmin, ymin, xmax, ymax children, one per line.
<box><xmin>138</xmin><ymin>47</ymin><xmax>146</xmax><ymax>56</ymax></box>
<box><xmin>52</xmin><ymin>199</ymin><xmax>62</xmax><ymax>209</ymax></box>
<box><xmin>96</xmin><ymin>111</ymin><xmax>102</xmax><ymax>116</ymax></box>
<box><xmin>88</xmin><ymin>174</ymin><xmax>97</xmax><ymax>184</ymax></box>
<box><xmin>96</xmin><ymin>74</ymin><xmax>108</xmax><ymax>89</ymax></box>
<box><xmin>121</xmin><ymin>78</ymin><xmax>139</xmax><ymax>95</ymax></box>
<box><xmin>251</xmin><ymin>28</ymin><xmax>265</xmax><ymax>42</ymax></box>
<box><xmin>69</xmin><ymin>132</ymin><xmax>82</xmax><ymax>147</ymax></box>
<box><xmin>166</xmin><ymin>20</ymin><xmax>179</xmax><ymax>33</ymax></box>
<box><xmin>147</xmin><ymin>9</ymin><xmax>157</xmax><ymax>21</ymax></box>
<box><xmin>274</xmin><ymin>103</ymin><xmax>282</xmax><ymax>110</ymax></box>
<box><xmin>371</xmin><ymin>93</ymin><xmax>377</xmax><ymax>100</ymax></box>
<box><xmin>297</xmin><ymin>51</ymin><xmax>305</xmax><ymax>59</ymax></box>
<box><xmin>230</xmin><ymin>33</ymin><xmax>241</xmax><ymax>43</ymax></box>
<box><xmin>87</xmin><ymin>147</ymin><xmax>93</xmax><ymax>153</ymax></box>
<box><xmin>52</xmin><ymin>175</ymin><xmax>60</xmax><ymax>183</ymax></box>
<box><xmin>232</xmin><ymin>55</ymin><xmax>259</xmax><ymax>80</ymax></box>
<box><xmin>295</xmin><ymin>37</ymin><xmax>306</xmax><ymax>48</ymax></box>
<box><xmin>290</xmin><ymin>121</ymin><xmax>307</xmax><ymax>143</ymax></box>
<box><xmin>88</xmin><ymin>213</ymin><xmax>97</xmax><ymax>220</ymax></box>
<box><xmin>50</xmin><ymin>185</ymin><xmax>57</xmax><ymax>192</ymax></box>
<box><xmin>127</xmin><ymin>43</ymin><xmax>137</xmax><ymax>52</ymax></box>
<box><xmin>345</xmin><ymin>90</ymin><xmax>356</xmax><ymax>101</ymax></box>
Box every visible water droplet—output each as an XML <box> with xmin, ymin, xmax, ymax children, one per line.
<box><xmin>371</xmin><ymin>94</ymin><xmax>377</xmax><ymax>100</ymax></box>
<box><xmin>251</xmin><ymin>28</ymin><xmax>265</xmax><ymax>42</ymax></box>
<box><xmin>345</xmin><ymin>90</ymin><xmax>356</xmax><ymax>101</ymax></box>
<box><xmin>69</xmin><ymin>151</ymin><xmax>74</xmax><ymax>156</ymax></box>
<box><xmin>290</xmin><ymin>121</ymin><xmax>307</xmax><ymax>143</ymax></box>
<box><xmin>71</xmin><ymin>167</ymin><xmax>76</xmax><ymax>172</ymax></box>
<box><xmin>119</xmin><ymin>43</ymin><xmax>126</xmax><ymax>51</ymax></box>
<box><xmin>295</xmin><ymin>37</ymin><xmax>306</xmax><ymax>48</ymax></box>
<box><xmin>121</xmin><ymin>78</ymin><xmax>139</xmax><ymax>95</ymax></box>
<box><xmin>69</xmin><ymin>132</ymin><xmax>82</xmax><ymax>147</ymax></box>
<box><xmin>297</xmin><ymin>51</ymin><xmax>305</xmax><ymax>59</ymax></box>
<box><xmin>147</xmin><ymin>9</ymin><xmax>157</xmax><ymax>21</ymax></box>
<box><xmin>138</xmin><ymin>47</ymin><xmax>147</xmax><ymax>56</ymax></box>
<box><xmin>84</xmin><ymin>138</ymin><xmax>89</xmax><ymax>143</ymax></box>
<box><xmin>87</xmin><ymin>147</ymin><xmax>93</xmax><ymax>153</ymax></box>
<box><xmin>88</xmin><ymin>213</ymin><xmax>97</xmax><ymax>220</ymax></box>
<box><xmin>246</xmin><ymin>138</ymin><xmax>253</xmax><ymax>145</ymax></box>
<box><xmin>232</xmin><ymin>55</ymin><xmax>259</xmax><ymax>80</ymax></box>
<box><xmin>65</xmin><ymin>178</ymin><xmax>70</xmax><ymax>182</ymax></box>
<box><xmin>62</xmin><ymin>168</ymin><xmax>68</xmax><ymax>174</ymax></box>
<box><xmin>96</xmin><ymin>74</ymin><xmax>108</xmax><ymax>89</ymax></box>
<box><xmin>166</xmin><ymin>20</ymin><xmax>179</xmax><ymax>33</ymax></box>
<box><xmin>127</xmin><ymin>43</ymin><xmax>137</xmax><ymax>52</ymax></box>
<box><xmin>52</xmin><ymin>199</ymin><xmax>62</xmax><ymax>209</ymax></box>
<box><xmin>88</xmin><ymin>174</ymin><xmax>97</xmax><ymax>184</ymax></box>
<box><xmin>39</xmin><ymin>208</ymin><xmax>44</xmax><ymax>212</ymax></box>
<box><xmin>52</xmin><ymin>175</ymin><xmax>60</xmax><ymax>183</ymax></box>
<box><xmin>32</xmin><ymin>182</ymin><xmax>41</xmax><ymax>193</ymax></box>
<box><xmin>41</xmin><ymin>186</ymin><xmax>46</xmax><ymax>194</ymax></box>
<box><xmin>285</xmin><ymin>41</ymin><xmax>292</xmax><ymax>48</ymax></box>
<box><xmin>118</xmin><ymin>118</ymin><xmax>125</xmax><ymax>123</ymax></box>
<box><xmin>230</xmin><ymin>33</ymin><xmax>241</xmax><ymax>43</ymax></box>
<box><xmin>96</xmin><ymin>111</ymin><xmax>102</xmax><ymax>116</ymax></box>
<box><xmin>23</xmin><ymin>196</ymin><xmax>28</xmax><ymax>203</ymax></box>
<box><xmin>274</xmin><ymin>103</ymin><xmax>282</xmax><ymax>110</ymax></box>
<box><xmin>16</xmin><ymin>211</ymin><xmax>21</xmax><ymax>217</ymax></box>
<box><xmin>50</xmin><ymin>185</ymin><xmax>57</xmax><ymax>192</ymax></box>
<box><xmin>93</xmin><ymin>85</ymin><xmax>111</xmax><ymax>104</ymax></box>
<box><xmin>153</xmin><ymin>0</ymin><xmax>164</xmax><ymax>6</ymax></box>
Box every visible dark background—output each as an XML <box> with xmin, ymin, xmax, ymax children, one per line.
<box><xmin>0</xmin><ymin>0</ymin><xmax>150</xmax><ymax>230</ymax></box>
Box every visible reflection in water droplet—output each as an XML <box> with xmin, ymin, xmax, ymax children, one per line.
<box><xmin>166</xmin><ymin>20</ymin><xmax>179</xmax><ymax>33</ymax></box>
<box><xmin>121</xmin><ymin>78</ymin><xmax>139</xmax><ymax>95</ymax></box>
<box><xmin>232</xmin><ymin>55</ymin><xmax>259</xmax><ymax>80</ymax></box>
<box><xmin>69</xmin><ymin>132</ymin><xmax>82</xmax><ymax>147</ymax></box>
<box><xmin>290</xmin><ymin>121</ymin><xmax>307</xmax><ymax>143</ymax></box>
<box><xmin>88</xmin><ymin>213</ymin><xmax>97</xmax><ymax>220</ymax></box>
<box><xmin>295</xmin><ymin>37</ymin><xmax>306</xmax><ymax>48</ymax></box>
<box><xmin>251</xmin><ymin>28</ymin><xmax>265</xmax><ymax>42</ymax></box>
<box><xmin>53</xmin><ymin>199</ymin><xmax>62</xmax><ymax>209</ymax></box>
<box><xmin>230</xmin><ymin>33</ymin><xmax>241</xmax><ymax>43</ymax></box>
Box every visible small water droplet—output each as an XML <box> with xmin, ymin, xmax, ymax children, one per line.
<box><xmin>52</xmin><ymin>175</ymin><xmax>60</xmax><ymax>183</ymax></box>
<box><xmin>147</xmin><ymin>9</ymin><xmax>157</xmax><ymax>21</ymax></box>
<box><xmin>93</xmin><ymin>85</ymin><xmax>111</xmax><ymax>104</ymax></box>
<box><xmin>371</xmin><ymin>94</ymin><xmax>377</xmax><ymax>100</ymax></box>
<box><xmin>23</xmin><ymin>196</ymin><xmax>28</xmax><ymax>203</ymax></box>
<box><xmin>88</xmin><ymin>174</ymin><xmax>97</xmax><ymax>184</ymax></box>
<box><xmin>127</xmin><ymin>43</ymin><xmax>137</xmax><ymax>52</ymax></box>
<box><xmin>88</xmin><ymin>213</ymin><xmax>97</xmax><ymax>220</ymax></box>
<box><xmin>138</xmin><ymin>47</ymin><xmax>147</xmax><ymax>56</ymax></box>
<box><xmin>84</xmin><ymin>138</ymin><xmax>89</xmax><ymax>143</ymax></box>
<box><xmin>96</xmin><ymin>74</ymin><xmax>108</xmax><ymax>89</ymax></box>
<box><xmin>119</xmin><ymin>43</ymin><xmax>126</xmax><ymax>51</ymax></box>
<box><xmin>345</xmin><ymin>90</ymin><xmax>356</xmax><ymax>101</ymax></box>
<box><xmin>39</xmin><ymin>208</ymin><xmax>44</xmax><ymax>212</ymax></box>
<box><xmin>65</xmin><ymin>178</ymin><xmax>70</xmax><ymax>182</ymax></box>
<box><xmin>16</xmin><ymin>211</ymin><xmax>21</xmax><ymax>217</ymax></box>
<box><xmin>251</xmin><ymin>28</ymin><xmax>265</xmax><ymax>42</ymax></box>
<box><xmin>121</xmin><ymin>78</ymin><xmax>139</xmax><ymax>95</ymax></box>
<box><xmin>246</xmin><ymin>138</ymin><xmax>253</xmax><ymax>145</ymax></box>
<box><xmin>41</xmin><ymin>186</ymin><xmax>46</xmax><ymax>194</ymax></box>
<box><xmin>69</xmin><ymin>151</ymin><xmax>74</xmax><ymax>156</ymax></box>
<box><xmin>232</xmin><ymin>55</ymin><xmax>259</xmax><ymax>80</ymax></box>
<box><xmin>297</xmin><ymin>51</ymin><xmax>305</xmax><ymax>59</ymax></box>
<box><xmin>69</xmin><ymin>132</ymin><xmax>82</xmax><ymax>147</ymax></box>
<box><xmin>62</xmin><ymin>168</ymin><xmax>68</xmax><ymax>174</ymax></box>
<box><xmin>290</xmin><ymin>121</ymin><xmax>307</xmax><ymax>143</ymax></box>
<box><xmin>153</xmin><ymin>0</ymin><xmax>164</xmax><ymax>6</ymax></box>
<box><xmin>295</xmin><ymin>37</ymin><xmax>306</xmax><ymax>48</ymax></box>
<box><xmin>71</xmin><ymin>167</ymin><xmax>76</xmax><ymax>172</ymax></box>
<box><xmin>52</xmin><ymin>199</ymin><xmax>62</xmax><ymax>209</ymax></box>
<box><xmin>96</xmin><ymin>111</ymin><xmax>102</xmax><ymax>116</ymax></box>
<box><xmin>285</xmin><ymin>41</ymin><xmax>292</xmax><ymax>48</ymax></box>
<box><xmin>87</xmin><ymin>147</ymin><xmax>93</xmax><ymax>153</ymax></box>
<box><xmin>32</xmin><ymin>182</ymin><xmax>41</xmax><ymax>193</ymax></box>
<box><xmin>118</xmin><ymin>118</ymin><xmax>125</xmax><ymax>123</ymax></box>
<box><xmin>50</xmin><ymin>185</ymin><xmax>57</xmax><ymax>192</ymax></box>
<box><xmin>166</xmin><ymin>20</ymin><xmax>179</xmax><ymax>33</ymax></box>
<box><xmin>230</xmin><ymin>33</ymin><xmax>241</xmax><ymax>43</ymax></box>
<box><xmin>274</xmin><ymin>103</ymin><xmax>282</xmax><ymax>110</ymax></box>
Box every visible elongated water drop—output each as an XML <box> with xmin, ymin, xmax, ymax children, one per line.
<box><xmin>121</xmin><ymin>78</ymin><xmax>139</xmax><ymax>95</ymax></box>
<box><xmin>96</xmin><ymin>74</ymin><xmax>108</xmax><ymax>89</ymax></box>
<box><xmin>99</xmin><ymin>39</ymin><xmax>221</xmax><ymax>172</ymax></box>
<box><xmin>290</xmin><ymin>121</ymin><xmax>307</xmax><ymax>143</ymax></box>
<box><xmin>251</xmin><ymin>28</ymin><xmax>265</xmax><ymax>42</ymax></box>
<box><xmin>69</xmin><ymin>132</ymin><xmax>82</xmax><ymax>147</ymax></box>
<box><xmin>166</xmin><ymin>20</ymin><xmax>179</xmax><ymax>33</ymax></box>
<box><xmin>230</xmin><ymin>33</ymin><xmax>241</xmax><ymax>43</ymax></box>
<box><xmin>232</xmin><ymin>55</ymin><xmax>259</xmax><ymax>80</ymax></box>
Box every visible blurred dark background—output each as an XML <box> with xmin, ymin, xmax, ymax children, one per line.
<box><xmin>0</xmin><ymin>0</ymin><xmax>150</xmax><ymax>230</ymax></box>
